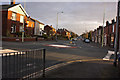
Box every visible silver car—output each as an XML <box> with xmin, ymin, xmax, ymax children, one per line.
<box><xmin>85</xmin><ymin>39</ymin><xmax>90</xmax><ymax>43</ymax></box>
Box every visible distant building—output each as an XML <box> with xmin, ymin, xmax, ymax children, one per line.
<box><xmin>97</xmin><ymin>26</ymin><xmax>102</xmax><ymax>44</ymax></box>
<box><xmin>57</xmin><ymin>28</ymin><xmax>71</xmax><ymax>40</ymax></box>
<box><xmin>30</xmin><ymin>18</ymin><xmax>45</xmax><ymax>36</ymax></box>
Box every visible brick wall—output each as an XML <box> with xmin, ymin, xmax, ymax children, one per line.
<box><xmin>2</xmin><ymin>11</ymin><xmax>8</xmax><ymax>36</ymax></box>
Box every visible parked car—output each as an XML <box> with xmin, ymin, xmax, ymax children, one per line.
<box><xmin>74</xmin><ymin>38</ymin><xmax>77</xmax><ymax>41</ymax></box>
<box><xmin>84</xmin><ymin>39</ymin><xmax>90</xmax><ymax>43</ymax></box>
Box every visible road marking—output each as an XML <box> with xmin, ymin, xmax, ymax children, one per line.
<box><xmin>45</xmin><ymin>44</ymin><xmax>77</xmax><ymax>48</ymax></box>
<box><xmin>103</xmin><ymin>50</ymin><xmax>119</xmax><ymax>61</ymax></box>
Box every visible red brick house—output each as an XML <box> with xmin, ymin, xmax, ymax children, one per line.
<box><xmin>97</xmin><ymin>26</ymin><xmax>102</xmax><ymax>44</ymax></box>
<box><xmin>25</xmin><ymin>17</ymin><xmax>35</xmax><ymax>37</ymax></box>
<box><xmin>104</xmin><ymin>21</ymin><xmax>110</xmax><ymax>46</ymax></box>
<box><xmin>92</xmin><ymin>30</ymin><xmax>95</xmax><ymax>42</ymax></box>
<box><xmin>57</xmin><ymin>28</ymin><xmax>71</xmax><ymax>40</ymax></box>
<box><xmin>109</xmin><ymin>19</ymin><xmax>116</xmax><ymax>47</ymax></box>
<box><xmin>1</xmin><ymin>2</ymin><xmax>29</xmax><ymax>37</ymax></box>
<box><xmin>44</xmin><ymin>25</ymin><xmax>56</xmax><ymax>37</ymax></box>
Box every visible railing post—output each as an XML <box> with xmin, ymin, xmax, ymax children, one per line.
<box><xmin>43</xmin><ymin>49</ymin><xmax>46</xmax><ymax>78</ymax></box>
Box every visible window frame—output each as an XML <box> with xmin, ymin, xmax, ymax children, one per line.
<box><xmin>11</xmin><ymin>24</ymin><xmax>16</xmax><ymax>33</ymax></box>
<box><xmin>20</xmin><ymin>15</ymin><xmax>24</xmax><ymax>23</ymax></box>
<box><xmin>11</xmin><ymin>12</ymin><xmax>17</xmax><ymax>21</ymax></box>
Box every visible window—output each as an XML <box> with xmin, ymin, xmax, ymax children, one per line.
<box><xmin>112</xmin><ymin>25</ymin><xmax>114</xmax><ymax>33</ymax></box>
<box><xmin>31</xmin><ymin>23</ymin><xmax>33</xmax><ymax>27</ymax></box>
<box><xmin>11</xmin><ymin>24</ymin><xmax>16</xmax><ymax>33</ymax></box>
<box><xmin>20</xmin><ymin>15</ymin><xmax>24</xmax><ymax>23</ymax></box>
<box><xmin>11</xmin><ymin>12</ymin><xmax>16</xmax><ymax>21</ymax></box>
<box><xmin>19</xmin><ymin>26</ymin><xmax>23</xmax><ymax>32</ymax></box>
<box><xmin>27</xmin><ymin>21</ymin><xmax>29</xmax><ymax>27</ymax></box>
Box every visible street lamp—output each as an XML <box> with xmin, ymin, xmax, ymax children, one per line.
<box><xmin>102</xmin><ymin>8</ymin><xmax>105</xmax><ymax>47</ymax></box>
<box><xmin>56</xmin><ymin>11</ymin><xmax>63</xmax><ymax>41</ymax></box>
<box><xmin>22</xmin><ymin>1</ymin><xmax>26</xmax><ymax>42</ymax></box>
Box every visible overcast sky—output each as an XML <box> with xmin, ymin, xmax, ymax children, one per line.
<box><xmin>1</xmin><ymin>1</ymin><xmax>118</xmax><ymax>35</ymax></box>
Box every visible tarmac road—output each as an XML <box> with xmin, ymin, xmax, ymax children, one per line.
<box><xmin>2</xmin><ymin>40</ymin><xmax>118</xmax><ymax>78</ymax></box>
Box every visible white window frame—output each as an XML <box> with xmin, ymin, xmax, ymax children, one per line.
<box><xmin>11</xmin><ymin>12</ymin><xmax>16</xmax><ymax>21</ymax></box>
<box><xmin>20</xmin><ymin>15</ymin><xmax>24</xmax><ymax>23</ymax></box>
<box><xmin>11</xmin><ymin>24</ymin><xmax>16</xmax><ymax>33</ymax></box>
<box><xmin>112</xmin><ymin>25</ymin><xmax>114</xmax><ymax>33</ymax></box>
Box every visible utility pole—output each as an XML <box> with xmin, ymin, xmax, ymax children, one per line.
<box><xmin>114</xmin><ymin>0</ymin><xmax>120</xmax><ymax>67</ymax></box>
<box><xmin>102</xmin><ymin>8</ymin><xmax>105</xmax><ymax>47</ymax></box>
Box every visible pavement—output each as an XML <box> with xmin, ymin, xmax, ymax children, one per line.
<box><xmin>43</xmin><ymin>41</ymin><xmax>120</xmax><ymax>79</ymax></box>
<box><xmin>45</xmin><ymin>59</ymin><xmax>120</xmax><ymax>79</ymax></box>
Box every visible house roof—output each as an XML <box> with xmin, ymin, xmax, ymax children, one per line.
<box><xmin>45</xmin><ymin>25</ymin><xmax>55</xmax><ymax>30</ymax></box>
<box><xmin>30</xmin><ymin>17</ymin><xmax>44</xmax><ymax>25</ymax></box>
<box><xmin>1</xmin><ymin>4</ymin><xmax>19</xmax><ymax>10</ymax></box>
<box><xmin>1</xmin><ymin>3</ymin><xmax>29</xmax><ymax>17</ymax></box>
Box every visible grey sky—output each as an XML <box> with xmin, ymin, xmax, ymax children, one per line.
<box><xmin>1</xmin><ymin>1</ymin><xmax>117</xmax><ymax>35</ymax></box>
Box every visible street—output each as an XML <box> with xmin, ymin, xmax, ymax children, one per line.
<box><xmin>2</xmin><ymin>40</ymin><xmax>120</xmax><ymax>78</ymax></box>
<box><xmin>2</xmin><ymin>40</ymin><xmax>109</xmax><ymax>67</ymax></box>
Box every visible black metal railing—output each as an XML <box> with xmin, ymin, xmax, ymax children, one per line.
<box><xmin>2</xmin><ymin>48</ymin><xmax>46</xmax><ymax>79</ymax></box>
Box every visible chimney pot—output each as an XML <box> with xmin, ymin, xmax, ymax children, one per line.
<box><xmin>11</xmin><ymin>0</ymin><xmax>15</xmax><ymax>5</ymax></box>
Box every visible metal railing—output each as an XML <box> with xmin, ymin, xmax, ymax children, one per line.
<box><xmin>2</xmin><ymin>48</ymin><xmax>46</xmax><ymax>79</ymax></box>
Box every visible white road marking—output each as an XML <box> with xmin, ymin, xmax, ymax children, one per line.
<box><xmin>0</xmin><ymin>49</ymin><xmax>25</xmax><ymax>56</ymax></box>
<box><xmin>48</xmin><ymin>44</ymin><xmax>71</xmax><ymax>48</ymax></box>
<box><xmin>79</xmin><ymin>47</ymin><xmax>82</xmax><ymax>48</ymax></box>
<box><xmin>46</xmin><ymin>44</ymin><xmax>77</xmax><ymax>48</ymax></box>
<box><xmin>103</xmin><ymin>50</ymin><xmax>119</xmax><ymax>61</ymax></box>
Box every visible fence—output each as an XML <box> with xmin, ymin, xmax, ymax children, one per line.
<box><xmin>2</xmin><ymin>48</ymin><xmax>46</xmax><ymax>79</ymax></box>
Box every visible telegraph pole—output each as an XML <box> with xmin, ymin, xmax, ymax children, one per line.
<box><xmin>114</xmin><ymin>0</ymin><xmax>120</xmax><ymax>66</ymax></box>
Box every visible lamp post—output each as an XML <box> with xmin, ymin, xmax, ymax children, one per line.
<box><xmin>22</xmin><ymin>0</ymin><xmax>26</xmax><ymax>42</ymax></box>
<box><xmin>56</xmin><ymin>11</ymin><xmax>63</xmax><ymax>41</ymax></box>
<box><xmin>102</xmin><ymin>8</ymin><xmax>105</xmax><ymax>47</ymax></box>
<box><xmin>22</xmin><ymin>17</ymin><xmax>25</xmax><ymax>42</ymax></box>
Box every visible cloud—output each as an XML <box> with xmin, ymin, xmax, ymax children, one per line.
<box><xmin>79</xmin><ymin>21</ymin><xmax>101</xmax><ymax>25</ymax></box>
<box><xmin>1</xmin><ymin>2</ymin><xmax>117</xmax><ymax>35</ymax></box>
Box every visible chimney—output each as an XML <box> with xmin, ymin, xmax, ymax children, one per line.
<box><xmin>112</xmin><ymin>19</ymin><xmax>115</xmax><ymax>24</ymax></box>
<box><xmin>11</xmin><ymin>0</ymin><xmax>15</xmax><ymax>5</ymax></box>
<box><xmin>106</xmin><ymin>21</ymin><xmax>109</xmax><ymax>26</ymax></box>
